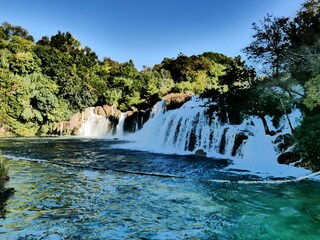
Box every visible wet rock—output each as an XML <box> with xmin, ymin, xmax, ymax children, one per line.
<box><xmin>274</xmin><ymin>134</ymin><xmax>295</xmax><ymax>153</ymax></box>
<box><xmin>187</xmin><ymin>113</ymin><xmax>200</xmax><ymax>152</ymax></box>
<box><xmin>124</xmin><ymin>111</ymin><xmax>150</xmax><ymax>133</ymax></box>
<box><xmin>187</xmin><ymin>127</ymin><xmax>197</xmax><ymax>152</ymax></box>
<box><xmin>0</xmin><ymin>187</ymin><xmax>14</xmax><ymax>208</ymax></box>
<box><xmin>194</xmin><ymin>149</ymin><xmax>207</xmax><ymax>156</ymax></box>
<box><xmin>231</xmin><ymin>132</ymin><xmax>249</xmax><ymax>156</ymax></box>
<box><xmin>0</xmin><ymin>187</ymin><xmax>14</xmax><ymax>197</ymax></box>
<box><xmin>277</xmin><ymin>152</ymin><xmax>300</xmax><ymax>165</ymax></box>
<box><xmin>219</xmin><ymin>127</ymin><xmax>229</xmax><ymax>154</ymax></box>
<box><xmin>269</xmin><ymin>130</ymin><xmax>277</xmax><ymax>136</ymax></box>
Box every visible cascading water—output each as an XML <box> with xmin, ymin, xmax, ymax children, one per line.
<box><xmin>115</xmin><ymin>112</ymin><xmax>126</xmax><ymax>137</ymax></box>
<box><xmin>124</xmin><ymin>97</ymin><xmax>246</xmax><ymax>158</ymax></box>
<box><xmin>78</xmin><ymin>96</ymin><xmax>304</xmax><ymax>175</ymax></box>
<box><xmin>78</xmin><ymin>108</ymin><xmax>113</xmax><ymax>137</ymax></box>
<box><xmin>78</xmin><ymin>108</ymin><xmax>128</xmax><ymax>138</ymax></box>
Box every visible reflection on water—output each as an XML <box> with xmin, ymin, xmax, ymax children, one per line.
<box><xmin>0</xmin><ymin>138</ymin><xmax>319</xmax><ymax>239</ymax></box>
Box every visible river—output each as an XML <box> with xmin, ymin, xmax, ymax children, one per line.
<box><xmin>0</xmin><ymin>137</ymin><xmax>319</xmax><ymax>239</ymax></box>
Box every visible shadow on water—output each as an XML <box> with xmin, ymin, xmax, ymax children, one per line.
<box><xmin>0</xmin><ymin>187</ymin><xmax>14</xmax><ymax>219</ymax></box>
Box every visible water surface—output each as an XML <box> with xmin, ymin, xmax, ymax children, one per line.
<box><xmin>0</xmin><ymin>138</ymin><xmax>319</xmax><ymax>239</ymax></box>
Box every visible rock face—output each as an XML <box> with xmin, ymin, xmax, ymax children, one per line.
<box><xmin>55</xmin><ymin>93</ymin><xmax>194</xmax><ymax>136</ymax></box>
<box><xmin>52</xmin><ymin>113</ymin><xmax>82</xmax><ymax>136</ymax></box>
<box><xmin>163</xmin><ymin>93</ymin><xmax>193</xmax><ymax>110</ymax></box>
<box><xmin>124</xmin><ymin>111</ymin><xmax>150</xmax><ymax>133</ymax></box>
<box><xmin>93</xmin><ymin>106</ymin><xmax>106</xmax><ymax>117</ymax></box>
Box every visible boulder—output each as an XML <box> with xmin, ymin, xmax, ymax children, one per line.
<box><xmin>195</xmin><ymin>149</ymin><xmax>207</xmax><ymax>156</ymax></box>
<box><xmin>277</xmin><ymin>151</ymin><xmax>300</xmax><ymax>165</ymax></box>
<box><xmin>274</xmin><ymin>133</ymin><xmax>295</xmax><ymax>153</ymax></box>
<box><xmin>163</xmin><ymin>93</ymin><xmax>193</xmax><ymax>110</ymax></box>
<box><xmin>269</xmin><ymin>130</ymin><xmax>277</xmax><ymax>136</ymax></box>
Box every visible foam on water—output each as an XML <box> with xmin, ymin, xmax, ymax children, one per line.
<box><xmin>78</xmin><ymin>96</ymin><xmax>310</xmax><ymax>177</ymax></box>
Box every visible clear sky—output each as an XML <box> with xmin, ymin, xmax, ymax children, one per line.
<box><xmin>0</xmin><ymin>0</ymin><xmax>304</xmax><ymax>69</ymax></box>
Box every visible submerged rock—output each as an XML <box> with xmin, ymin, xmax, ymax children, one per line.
<box><xmin>0</xmin><ymin>188</ymin><xmax>14</xmax><ymax>200</ymax></box>
<box><xmin>194</xmin><ymin>149</ymin><xmax>207</xmax><ymax>156</ymax></box>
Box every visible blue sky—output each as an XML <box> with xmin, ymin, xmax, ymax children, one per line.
<box><xmin>1</xmin><ymin>0</ymin><xmax>304</xmax><ymax>69</ymax></box>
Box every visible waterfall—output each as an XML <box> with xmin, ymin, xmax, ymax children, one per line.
<box><xmin>115</xmin><ymin>112</ymin><xmax>126</xmax><ymax>137</ymax></box>
<box><xmin>78</xmin><ymin>97</ymin><xmax>271</xmax><ymax>158</ymax></box>
<box><xmin>150</xmin><ymin>99</ymin><xmax>166</xmax><ymax>116</ymax></box>
<box><xmin>123</xmin><ymin>96</ymin><xmax>249</xmax><ymax>158</ymax></box>
<box><xmin>78</xmin><ymin>108</ymin><xmax>129</xmax><ymax>138</ymax></box>
<box><xmin>78</xmin><ymin>95</ymin><xmax>303</xmax><ymax>174</ymax></box>
<box><xmin>78</xmin><ymin>108</ymin><xmax>113</xmax><ymax>137</ymax></box>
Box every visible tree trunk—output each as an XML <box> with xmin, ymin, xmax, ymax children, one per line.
<box><xmin>278</xmin><ymin>97</ymin><xmax>295</xmax><ymax>133</ymax></box>
<box><xmin>259</xmin><ymin>115</ymin><xmax>271</xmax><ymax>135</ymax></box>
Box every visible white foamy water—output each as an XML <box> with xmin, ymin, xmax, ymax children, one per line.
<box><xmin>114</xmin><ymin>112</ymin><xmax>126</xmax><ymax>137</ymax></box>
<box><xmin>78</xmin><ymin>108</ymin><xmax>113</xmax><ymax>137</ymax></box>
<box><xmin>78</xmin><ymin>96</ymin><xmax>310</xmax><ymax>177</ymax></box>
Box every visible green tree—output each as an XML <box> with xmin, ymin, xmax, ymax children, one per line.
<box><xmin>294</xmin><ymin>111</ymin><xmax>320</xmax><ymax>169</ymax></box>
<box><xmin>243</xmin><ymin>15</ymin><xmax>290</xmax><ymax>77</ymax></box>
<box><xmin>243</xmin><ymin>0</ymin><xmax>320</xmax><ymax>167</ymax></box>
<box><xmin>0</xmin><ymin>22</ymin><xmax>34</xmax><ymax>41</ymax></box>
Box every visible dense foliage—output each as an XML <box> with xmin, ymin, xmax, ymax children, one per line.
<box><xmin>0</xmin><ymin>23</ymin><xmax>252</xmax><ymax>135</ymax></box>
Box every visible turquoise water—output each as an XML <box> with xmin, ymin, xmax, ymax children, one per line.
<box><xmin>0</xmin><ymin>138</ymin><xmax>319</xmax><ymax>239</ymax></box>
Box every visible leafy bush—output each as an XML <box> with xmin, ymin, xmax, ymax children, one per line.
<box><xmin>294</xmin><ymin>111</ymin><xmax>320</xmax><ymax>169</ymax></box>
